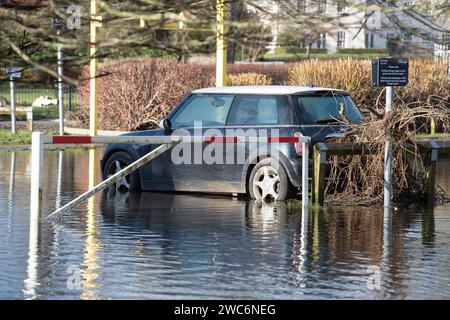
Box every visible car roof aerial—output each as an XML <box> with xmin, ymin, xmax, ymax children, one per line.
<box><xmin>192</xmin><ymin>85</ymin><xmax>348</xmax><ymax>95</ymax></box>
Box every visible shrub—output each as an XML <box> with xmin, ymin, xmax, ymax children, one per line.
<box><xmin>227</xmin><ymin>73</ymin><xmax>272</xmax><ymax>86</ymax></box>
<box><xmin>228</xmin><ymin>63</ymin><xmax>289</xmax><ymax>85</ymax></box>
<box><xmin>75</xmin><ymin>57</ymin><xmax>214</xmax><ymax>131</ymax></box>
<box><xmin>287</xmin><ymin>58</ymin><xmax>450</xmax><ymax>109</ymax></box>
<box><xmin>274</xmin><ymin>47</ymin><xmax>328</xmax><ymax>55</ymax></box>
<box><xmin>336</xmin><ymin>48</ymin><xmax>388</xmax><ymax>54</ymax></box>
<box><xmin>287</xmin><ymin>58</ymin><xmax>375</xmax><ymax>107</ymax></box>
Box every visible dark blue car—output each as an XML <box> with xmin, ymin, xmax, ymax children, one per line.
<box><xmin>101</xmin><ymin>86</ymin><xmax>362</xmax><ymax>201</ymax></box>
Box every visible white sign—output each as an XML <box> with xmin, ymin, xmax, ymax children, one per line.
<box><xmin>6</xmin><ymin>66</ymin><xmax>22</xmax><ymax>78</ymax></box>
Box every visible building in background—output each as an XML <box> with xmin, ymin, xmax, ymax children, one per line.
<box><xmin>258</xmin><ymin>0</ymin><xmax>450</xmax><ymax>54</ymax></box>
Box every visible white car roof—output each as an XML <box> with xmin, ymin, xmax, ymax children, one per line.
<box><xmin>192</xmin><ymin>85</ymin><xmax>348</xmax><ymax>95</ymax></box>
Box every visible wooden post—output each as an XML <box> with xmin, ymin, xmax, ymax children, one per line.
<box><xmin>313</xmin><ymin>143</ymin><xmax>327</xmax><ymax>206</ymax></box>
<box><xmin>216</xmin><ymin>0</ymin><xmax>227</xmax><ymax>87</ymax></box>
<box><xmin>424</xmin><ymin>140</ymin><xmax>439</xmax><ymax>204</ymax></box>
<box><xmin>90</xmin><ymin>0</ymin><xmax>102</xmax><ymax>137</ymax></box>
<box><xmin>430</xmin><ymin>117</ymin><xmax>436</xmax><ymax>135</ymax></box>
<box><xmin>26</xmin><ymin>107</ymin><xmax>33</xmax><ymax>132</ymax></box>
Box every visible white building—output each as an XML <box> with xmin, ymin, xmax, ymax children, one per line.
<box><xmin>261</xmin><ymin>0</ymin><xmax>450</xmax><ymax>53</ymax></box>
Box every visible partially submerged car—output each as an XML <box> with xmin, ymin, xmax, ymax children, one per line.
<box><xmin>101</xmin><ymin>86</ymin><xmax>362</xmax><ymax>200</ymax></box>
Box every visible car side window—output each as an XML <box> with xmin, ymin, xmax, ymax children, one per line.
<box><xmin>170</xmin><ymin>94</ymin><xmax>234</xmax><ymax>128</ymax></box>
<box><xmin>228</xmin><ymin>95</ymin><xmax>294</xmax><ymax>126</ymax></box>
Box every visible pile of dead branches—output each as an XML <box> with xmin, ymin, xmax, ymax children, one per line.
<box><xmin>325</xmin><ymin>103</ymin><xmax>450</xmax><ymax>207</ymax></box>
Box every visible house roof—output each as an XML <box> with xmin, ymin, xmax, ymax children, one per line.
<box><xmin>192</xmin><ymin>85</ymin><xmax>348</xmax><ymax>95</ymax></box>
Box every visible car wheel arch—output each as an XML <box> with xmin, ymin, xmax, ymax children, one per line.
<box><xmin>241</xmin><ymin>152</ymin><xmax>299</xmax><ymax>194</ymax></box>
<box><xmin>101</xmin><ymin>146</ymin><xmax>144</xmax><ymax>184</ymax></box>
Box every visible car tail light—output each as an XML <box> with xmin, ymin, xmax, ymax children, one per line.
<box><xmin>294</xmin><ymin>132</ymin><xmax>303</xmax><ymax>156</ymax></box>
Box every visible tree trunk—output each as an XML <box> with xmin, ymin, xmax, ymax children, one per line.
<box><xmin>306</xmin><ymin>43</ymin><xmax>312</xmax><ymax>59</ymax></box>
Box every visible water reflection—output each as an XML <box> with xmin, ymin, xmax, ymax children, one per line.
<box><xmin>0</xmin><ymin>150</ymin><xmax>449</xmax><ymax>299</ymax></box>
<box><xmin>81</xmin><ymin>149</ymin><xmax>101</xmax><ymax>300</ymax></box>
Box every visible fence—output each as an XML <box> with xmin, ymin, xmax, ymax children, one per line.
<box><xmin>0</xmin><ymin>86</ymin><xmax>79</xmax><ymax>110</ymax></box>
<box><xmin>434</xmin><ymin>43</ymin><xmax>450</xmax><ymax>78</ymax></box>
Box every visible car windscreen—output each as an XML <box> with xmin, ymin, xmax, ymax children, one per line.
<box><xmin>296</xmin><ymin>94</ymin><xmax>362</xmax><ymax>125</ymax></box>
<box><xmin>170</xmin><ymin>94</ymin><xmax>234</xmax><ymax>128</ymax></box>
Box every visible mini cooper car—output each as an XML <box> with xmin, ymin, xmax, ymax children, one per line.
<box><xmin>101</xmin><ymin>86</ymin><xmax>362</xmax><ymax>200</ymax></box>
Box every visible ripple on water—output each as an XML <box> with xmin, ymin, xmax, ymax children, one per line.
<box><xmin>0</xmin><ymin>150</ymin><xmax>449</xmax><ymax>299</ymax></box>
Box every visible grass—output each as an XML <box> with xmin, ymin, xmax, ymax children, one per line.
<box><xmin>262</xmin><ymin>52</ymin><xmax>388</xmax><ymax>62</ymax></box>
<box><xmin>0</xmin><ymin>130</ymin><xmax>32</xmax><ymax>145</ymax></box>
<box><xmin>415</xmin><ymin>132</ymin><xmax>450</xmax><ymax>139</ymax></box>
<box><xmin>0</xmin><ymin>129</ymin><xmax>58</xmax><ymax>145</ymax></box>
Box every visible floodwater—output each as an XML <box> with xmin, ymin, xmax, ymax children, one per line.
<box><xmin>0</xmin><ymin>149</ymin><xmax>449</xmax><ymax>300</ymax></box>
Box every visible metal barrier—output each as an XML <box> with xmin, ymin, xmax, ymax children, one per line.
<box><xmin>30</xmin><ymin>133</ymin><xmax>312</xmax><ymax>220</ymax></box>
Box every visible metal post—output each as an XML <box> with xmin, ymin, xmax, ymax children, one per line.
<box><xmin>302</xmin><ymin>138</ymin><xmax>310</xmax><ymax>207</ymax></box>
<box><xmin>9</xmin><ymin>76</ymin><xmax>16</xmax><ymax>134</ymax></box>
<box><xmin>56</xmin><ymin>151</ymin><xmax>64</xmax><ymax>210</ymax></box>
<box><xmin>90</xmin><ymin>0</ymin><xmax>100</xmax><ymax>136</ymax></box>
<box><xmin>57</xmin><ymin>29</ymin><xmax>64</xmax><ymax>135</ymax></box>
<box><xmin>384</xmin><ymin>86</ymin><xmax>393</xmax><ymax>207</ymax></box>
<box><xmin>385</xmin><ymin>86</ymin><xmax>393</xmax><ymax>113</ymax></box>
<box><xmin>30</xmin><ymin>132</ymin><xmax>44</xmax><ymax>222</ymax></box>
<box><xmin>216</xmin><ymin>0</ymin><xmax>227</xmax><ymax>87</ymax></box>
<box><xmin>68</xmin><ymin>85</ymin><xmax>73</xmax><ymax>111</ymax></box>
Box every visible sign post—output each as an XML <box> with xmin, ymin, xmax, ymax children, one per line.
<box><xmin>52</xmin><ymin>18</ymin><xmax>65</xmax><ymax>136</ymax></box>
<box><xmin>6</xmin><ymin>66</ymin><xmax>22</xmax><ymax>134</ymax></box>
<box><xmin>372</xmin><ymin>58</ymin><xmax>409</xmax><ymax>208</ymax></box>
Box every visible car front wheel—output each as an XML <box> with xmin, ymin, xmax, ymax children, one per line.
<box><xmin>103</xmin><ymin>151</ymin><xmax>141</xmax><ymax>193</ymax></box>
<box><xmin>248</xmin><ymin>157</ymin><xmax>296</xmax><ymax>201</ymax></box>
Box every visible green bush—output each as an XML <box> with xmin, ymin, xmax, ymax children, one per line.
<box><xmin>274</xmin><ymin>47</ymin><xmax>327</xmax><ymax>55</ymax></box>
<box><xmin>336</xmin><ymin>48</ymin><xmax>388</xmax><ymax>54</ymax></box>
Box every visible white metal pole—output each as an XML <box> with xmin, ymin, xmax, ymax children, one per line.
<box><xmin>56</xmin><ymin>151</ymin><xmax>63</xmax><ymax>210</ymax></box>
<box><xmin>10</xmin><ymin>76</ymin><xmax>16</xmax><ymax>134</ymax></box>
<box><xmin>302</xmin><ymin>138</ymin><xmax>309</xmax><ymax>207</ymax></box>
<box><xmin>384</xmin><ymin>86</ymin><xmax>393</xmax><ymax>207</ymax></box>
<box><xmin>30</xmin><ymin>132</ymin><xmax>44</xmax><ymax>221</ymax></box>
<box><xmin>57</xmin><ymin>29</ymin><xmax>64</xmax><ymax>135</ymax></box>
<box><xmin>385</xmin><ymin>86</ymin><xmax>393</xmax><ymax>113</ymax></box>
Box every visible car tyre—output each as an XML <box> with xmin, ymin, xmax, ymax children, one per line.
<box><xmin>103</xmin><ymin>151</ymin><xmax>141</xmax><ymax>193</ymax></box>
<box><xmin>248</xmin><ymin>157</ymin><xmax>296</xmax><ymax>201</ymax></box>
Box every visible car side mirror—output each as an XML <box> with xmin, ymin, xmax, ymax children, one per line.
<box><xmin>162</xmin><ymin>118</ymin><xmax>172</xmax><ymax>132</ymax></box>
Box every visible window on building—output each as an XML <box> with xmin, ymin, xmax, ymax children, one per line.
<box><xmin>442</xmin><ymin>34</ymin><xmax>450</xmax><ymax>44</ymax></box>
<box><xmin>317</xmin><ymin>33</ymin><xmax>327</xmax><ymax>49</ymax></box>
<box><xmin>386</xmin><ymin>33</ymin><xmax>396</xmax><ymax>40</ymax></box>
<box><xmin>385</xmin><ymin>1</ymin><xmax>396</xmax><ymax>8</ymax></box>
<box><xmin>365</xmin><ymin>33</ymin><xmax>374</xmax><ymax>48</ymax></box>
<box><xmin>403</xmin><ymin>1</ymin><xmax>413</xmax><ymax>6</ymax></box>
<box><xmin>317</xmin><ymin>0</ymin><xmax>327</xmax><ymax>13</ymax></box>
<box><xmin>337</xmin><ymin>31</ymin><xmax>346</xmax><ymax>48</ymax></box>
<box><xmin>337</xmin><ymin>1</ymin><xmax>346</xmax><ymax>13</ymax></box>
<box><xmin>403</xmin><ymin>33</ymin><xmax>413</xmax><ymax>43</ymax></box>
<box><xmin>298</xmin><ymin>0</ymin><xmax>306</xmax><ymax>12</ymax></box>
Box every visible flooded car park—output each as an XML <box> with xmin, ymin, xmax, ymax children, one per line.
<box><xmin>1</xmin><ymin>149</ymin><xmax>450</xmax><ymax>299</ymax></box>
